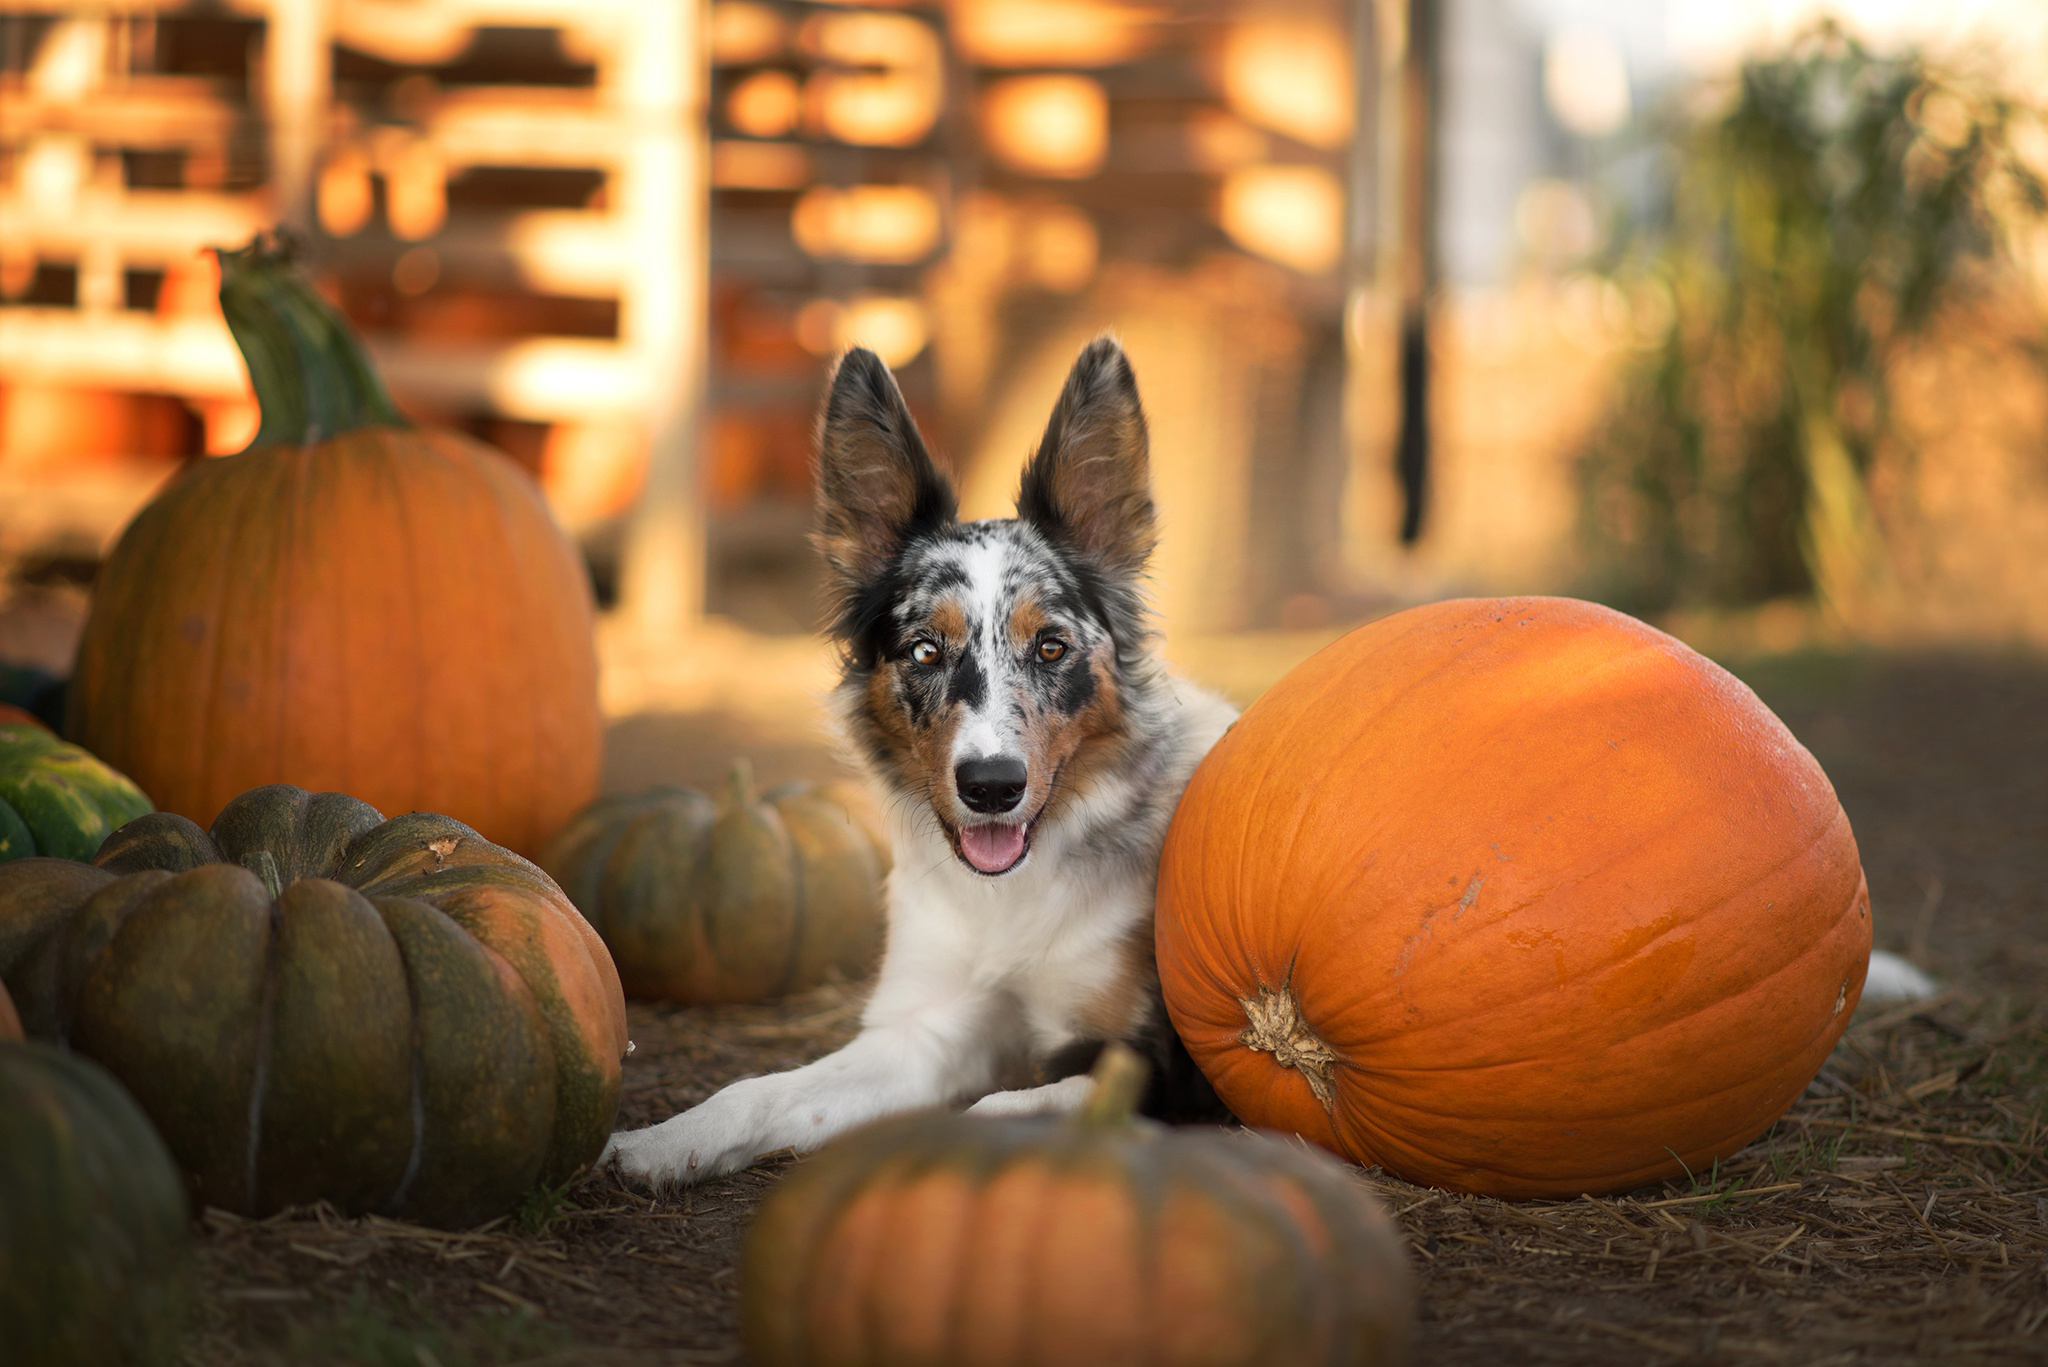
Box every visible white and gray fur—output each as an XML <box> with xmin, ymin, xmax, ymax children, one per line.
<box><xmin>605</xmin><ymin>337</ymin><xmax>1238</xmax><ymax>1189</ymax></box>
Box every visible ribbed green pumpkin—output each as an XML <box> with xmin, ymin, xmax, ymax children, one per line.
<box><xmin>0</xmin><ymin>784</ymin><xmax>628</xmax><ymax>1228</ymax></box>
<box><xmin>742</xmin><ymin>1048</ymin><xmax>1414</xmax><ymax>1367</ymax></box>
<box><xmin>0</xmin><ymin>1021</ymin><xmax>193</xmax><ymax>1367</ymax></box>
<box><xmin>0</xmin><ymin>721</ymin><xmax>152</xmax><ymax>864</ymax></box>
<box><xmin>542</xmin><ymin>762</ymin><xmax>889</xmax><ymax>1004</ymax></box>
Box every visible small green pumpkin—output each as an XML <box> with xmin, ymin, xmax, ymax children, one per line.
<box><xmin>0</xmin><ymin>721</ymin><xmax>152</xmax><ymax>863</ymax></box>
<box><xmin>1</xmin><ymin>1012</ymin><xmax>193</xmax><ymax>1367</ymax></box>
<box><xmin>0</xmin><ymin>784</ymin><xmax>628</xmax><ymax>1228</ymax></box>
<box><xmin>542</xmin><ymin>761</ymin><xmax>889</xmax><ymax>1004</ymax></box>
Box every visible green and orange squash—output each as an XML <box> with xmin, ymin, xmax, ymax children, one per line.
<box><xmin>741</xmin><ymin>1046</ymin><xmax>1413</xmax><ymax>1367</ymax></box>
<box><xmin>0</xmin><ymin>719</ymin><xmax>152</xmax><ymax>863</ymax></box>
<box><xmin>0</xmin><ymin>783</ymin><xmax>628</xmax><ymax>1228</ymax></box>
<box><xmin>543</xmin><ymin>761</ymin><xmax>889</xmax><ymax>1004</ymax></box>
<box><xmin>1156</xmin><ymin>597</ymin><xmax>1873</xmax><ymax>1198</ymax></box>
<box><xmin>2</xmin><ymin>982</ymin><xmax>193</xmax><ymax>1367</ymax></box>
<box><xmin>65</xmin><ymin>237</ymin><xmax>601</xmax><ymax>857</ymax></box>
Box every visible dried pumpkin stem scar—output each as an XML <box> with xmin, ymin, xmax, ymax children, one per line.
<box><xmin>1239</xmin><ymin>984</ymin><xmax>1338</xmax><ymax>1114</ymax></box>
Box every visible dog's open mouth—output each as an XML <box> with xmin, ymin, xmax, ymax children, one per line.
<box><xmin>956</xmin><ymin>820</ymin><xmax>1031</xmax><ymax>875</ymax></box>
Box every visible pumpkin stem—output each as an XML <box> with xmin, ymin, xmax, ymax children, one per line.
<box><xmin>1239</xmin><ymin>983</ymin><xmax>1339</xmax><ymax>1114</ymax></box>
<box><xmin>1075</xmin><ymin>1043</ymin><xmax>1149</xmax><ymax>1131</ymax></box>
<box><xmin>724</xmin><ymin>758</ymin><xmax>757</xmax><ymax>809</ymax></box>
<box><xmin>215</xmin><ymin>231</ymin><xmax>404</xmax><ymax>450</ymax></box>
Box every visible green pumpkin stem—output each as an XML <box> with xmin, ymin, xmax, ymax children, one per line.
<box><xmin>215</xmin><ymin>232</ymin><xmax>404</xmax><ymax>451</ymax></box>
<box><xmin>1075</xmin><ymin>1043</ymin><xmax>1149</xmax><ymax>1131</ymax></box>
<box><xmin>724</xmin><ymin>758</ymin><xmax>757</xmax><ymax>809</ymax></box>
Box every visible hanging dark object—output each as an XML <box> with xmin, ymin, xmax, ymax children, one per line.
<box><xmin>1394</xmin><ymin>0</ymin><xmax>1440</xmax><ymax>545</ymax></box>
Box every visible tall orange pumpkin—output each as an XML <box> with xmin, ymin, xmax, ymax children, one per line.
<box><xmin>1156</xmin><ymin>597</ymin><xmax>1872</xmax><ymax>1198</ymax></box>
<box><xmin>67</xmin><ymin>239</ymin><xmax>601</xmax><ymax>856</ymax></box>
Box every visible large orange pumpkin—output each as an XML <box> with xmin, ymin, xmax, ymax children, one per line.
<box><xmin>1156</xmin><ymin>597</ymin><xmax>1872</xmax><ymax>1198</ymax></box>
<box><xmin>66</xmin><ymin>237</ymin><xmax>601</xmax><ymax>856</ymax></box>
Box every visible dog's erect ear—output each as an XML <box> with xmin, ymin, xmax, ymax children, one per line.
<box><xmin>813</xmin><ymin>347</ymin><xmax>957</xmax><ymax>597</ymax></box>
<box><xmin>1017</xmin><ymin>336</ymin><xmax>1155</xmax><ymax>578</ymax></box>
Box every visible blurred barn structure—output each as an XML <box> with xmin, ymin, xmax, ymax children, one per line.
<box><xmin>0</xmin><ymin>0</ymin><xmax>1386</xmax><ymax>636</ymax></box>
<box><xmin>5</xmin><ymin>0</ymin><xmax>2046</xmax><ymax>648</ymax></box>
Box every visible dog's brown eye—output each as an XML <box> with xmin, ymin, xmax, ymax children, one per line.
<box><xmin>911</xmin><ymin>640</ymin><xmax>940</xmax><ymax>666</ymax></box>
<box><xmin>1037</xmin><ymin>638</ymin><xmax>1067</xmax><ymax>663</ymax></box>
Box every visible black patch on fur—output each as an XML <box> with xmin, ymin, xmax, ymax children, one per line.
<box><xmin>950</xmin><ymin>647</ymin><xmax>987</xmax><ymax>710</ymax></box>
<box><xmin>1042</xmin><ymin>1027</ymin><xmax>1235</xmax><ymax>1125</ymax></box>
<box><xmin>1052</xmin><ymin>650</ymin><xmax>1097</xmax><ymax>715</ymax></box>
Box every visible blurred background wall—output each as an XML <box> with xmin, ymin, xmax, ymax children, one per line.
<box><xmin>3</xmin><ymin>0</ymin><xmax>2046</xmax><ymax>657</ymax></box>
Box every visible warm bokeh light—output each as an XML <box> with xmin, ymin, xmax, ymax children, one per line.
<box><xmin>543</xmin><ymin>420</ymin><xmax>647</xmax><ymax>533</ymax></box>
<box><xmin>801</xmin><ymin>12</ymin><xmax>943</xmax><ymax>147</ymax></box>
<box><xmin>318</xmin><ymin>149</ymin><xmax>375</xmax><ymax>237</ymax></box>
<box><xmin>1544</xmin><ymin>28</ymin><xmax>1631</xmax><ymax>138</ymax></box>
<box><xmin>1020</xmin><ymin>203</ymin><xmax>1099</xmax><ymax>291</ymax></box>
<box><xmin>1217</xmin><ymin>164</ymin><xmax>1343</xmax><ymax>274</ymax></box>
<box><xmin>981</xmin><ymin>76</ymin><xmax>1109</xmax><ymax>179</ymax></box>
<box><xmin>1186</xmin><ymin>109</ymin><xmax>1269</xmax><ymax>173</ymax></box>
<box><xmin>711</xmin><ymin>140</ymin><xmax>812</xmax><ymax>190</ymax></box>
<box><xmin>382</xmin><ymin>137</ymin><xmax>447</xmax><ymax>241</ymax></box>
<box><xmin>17</xmin><ymin>134</ymin><xmax>89</xmax><ymax>217</ymax></box>
<box><xmin>791</xmin><ymin>185</ymin><xmax>943</xmax><ymax>264</ymax></box>
<box><xmin>1221</xmin><ymin>20</ymin><xmax>1351</xmax><ymax>150</ymax></box>
<box><xmin>794</xmin><ymin>294</ymin><xmax>930</xmax><ymax>367</ymax></box>
<box><xmin>727</xmin><ymin>70</ymin><xmax>802</xmax><ymax>139</ymax></box>
<box><xmin>392</xmin><ymin>246</ymin><xmax>442</xmax><ymax>296</ymax></box>
<box><xmin>950</xmin><ymin>0</ymin><xmax>1155</xmax><ymax>68</ymax></box>
<box><xmin>26</xmin><ymin>16</ymin><xmax>103</xmax><ymax>101</ymax></box>
<box><xmin>710</xmin><ymin>1</ymin><xmax>787</xmax><ymax>65</ymax></box>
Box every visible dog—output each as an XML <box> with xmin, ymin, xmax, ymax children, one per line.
<box><xmin>605</xmin><ymin>336</ymin><xmax>1239</xmax><ymax>1189</ymax></box>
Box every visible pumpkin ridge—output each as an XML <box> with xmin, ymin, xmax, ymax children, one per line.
<box><xmin>377</xmin><ymin>898</ymin><xmax>431</xmax><ymax>1214</ymax></box>
<box><xmin>368</xmin><ymin>428</ymin><xmax>430</xmax><ymax>825</ymax></box>
<box><xmin>1333</xmin><ymin>923</ymin><xmax>1858</xmax><ymax>1112</ymax></box>
<box><xmin>187</xmin><ymin>458</ymin><xmax>259</xmax><ymax>824</ymax></box>
<box><xmin>245</xmin><ymin>899</ymin><xmax>283</xmax><ymax>1214</ymax></box>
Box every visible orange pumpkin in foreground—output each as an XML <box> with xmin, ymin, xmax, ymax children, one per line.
<box><xmin>742</xmin><ymin>1047</ymin><xmax>1412</xmax><ymax>1367</ymax></box>
<box><xmin>66</xmin><ymin>237</ymin><xmax>600</xmax><ymax>856</ymax></box>
<box><xmin>1156</xmin><ymin>597</ymin><xmax>1872</xmax><ymax>1198</ymax></box>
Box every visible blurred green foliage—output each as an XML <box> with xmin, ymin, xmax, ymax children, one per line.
<box><xmin>1579</xmin><ymin>24</ymin><xmax>2046</xmax><ymax>614</ymax></box>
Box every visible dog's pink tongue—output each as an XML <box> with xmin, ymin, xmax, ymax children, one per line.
<box><xmin>960</xmin><ymin>823</ymin><xmax>1027</xmax><ymax>873</ymax></box>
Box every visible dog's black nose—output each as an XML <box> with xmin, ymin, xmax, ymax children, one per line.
<box><xmin>955</xmin><ymin>757</ymin><xmax>1027</xmax><ymax>814</ymax></box>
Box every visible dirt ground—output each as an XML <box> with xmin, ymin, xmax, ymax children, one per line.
<box><xmin>168</xmin><ymin>634</ymin><xmax>2048</xmax><ymax>1367</ymax></box>
<box><xmin>4</xmin><ymin>576</ymin><xmax>2042</xmax><ymax>1364</ymax></box>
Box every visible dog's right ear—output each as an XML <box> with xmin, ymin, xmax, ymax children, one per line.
<box><xmin>813</xmin><ymin>348</ymin><xmax>957</xmax><ymax>605</ymax></box>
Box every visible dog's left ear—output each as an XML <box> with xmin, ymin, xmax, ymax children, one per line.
<box><xmin>1017</xmin><ymin>336</ymin><xmax>1155</xmax><ymax>579</ymax></box>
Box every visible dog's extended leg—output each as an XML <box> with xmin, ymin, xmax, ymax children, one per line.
<box><xmin>605</xmin><ymin>987</ymin><xmax>1002</xmax><ymax>1190</ymax></box>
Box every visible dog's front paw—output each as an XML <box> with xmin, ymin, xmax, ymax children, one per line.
<box><xmin>964</xmin><ymin>1075</ymin><xmax>1094</xmax><ymax>1118</ymax></box>
<box><xmin>603</xmin><ymin>1108</ymin><xmax>759</xmax><ymax>1192</ymax></box>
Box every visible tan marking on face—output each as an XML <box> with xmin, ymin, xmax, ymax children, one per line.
<box><xmin>1008</xmin><ymin>596</ymin><xmax>1048</xmax><ymax>650</ymax></box>
<box><xmin>861</xmin><ymin>665</ymin><xmax>923</xmax><ymax>790</ymax></box>
<box><xmin>929</xmin><ymin>598</ymin><xmax>966</xmax><ymax>644</ymax></box>
<box><xmin>1075</xmin><ymin>919</ymin><xmax>1159</xmax><ymax>1039</ymax></box>
<box><xmin>1028</xmin><ymin>642</ymin><xmax>1129</xmax><ymax>827</ymax></box>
